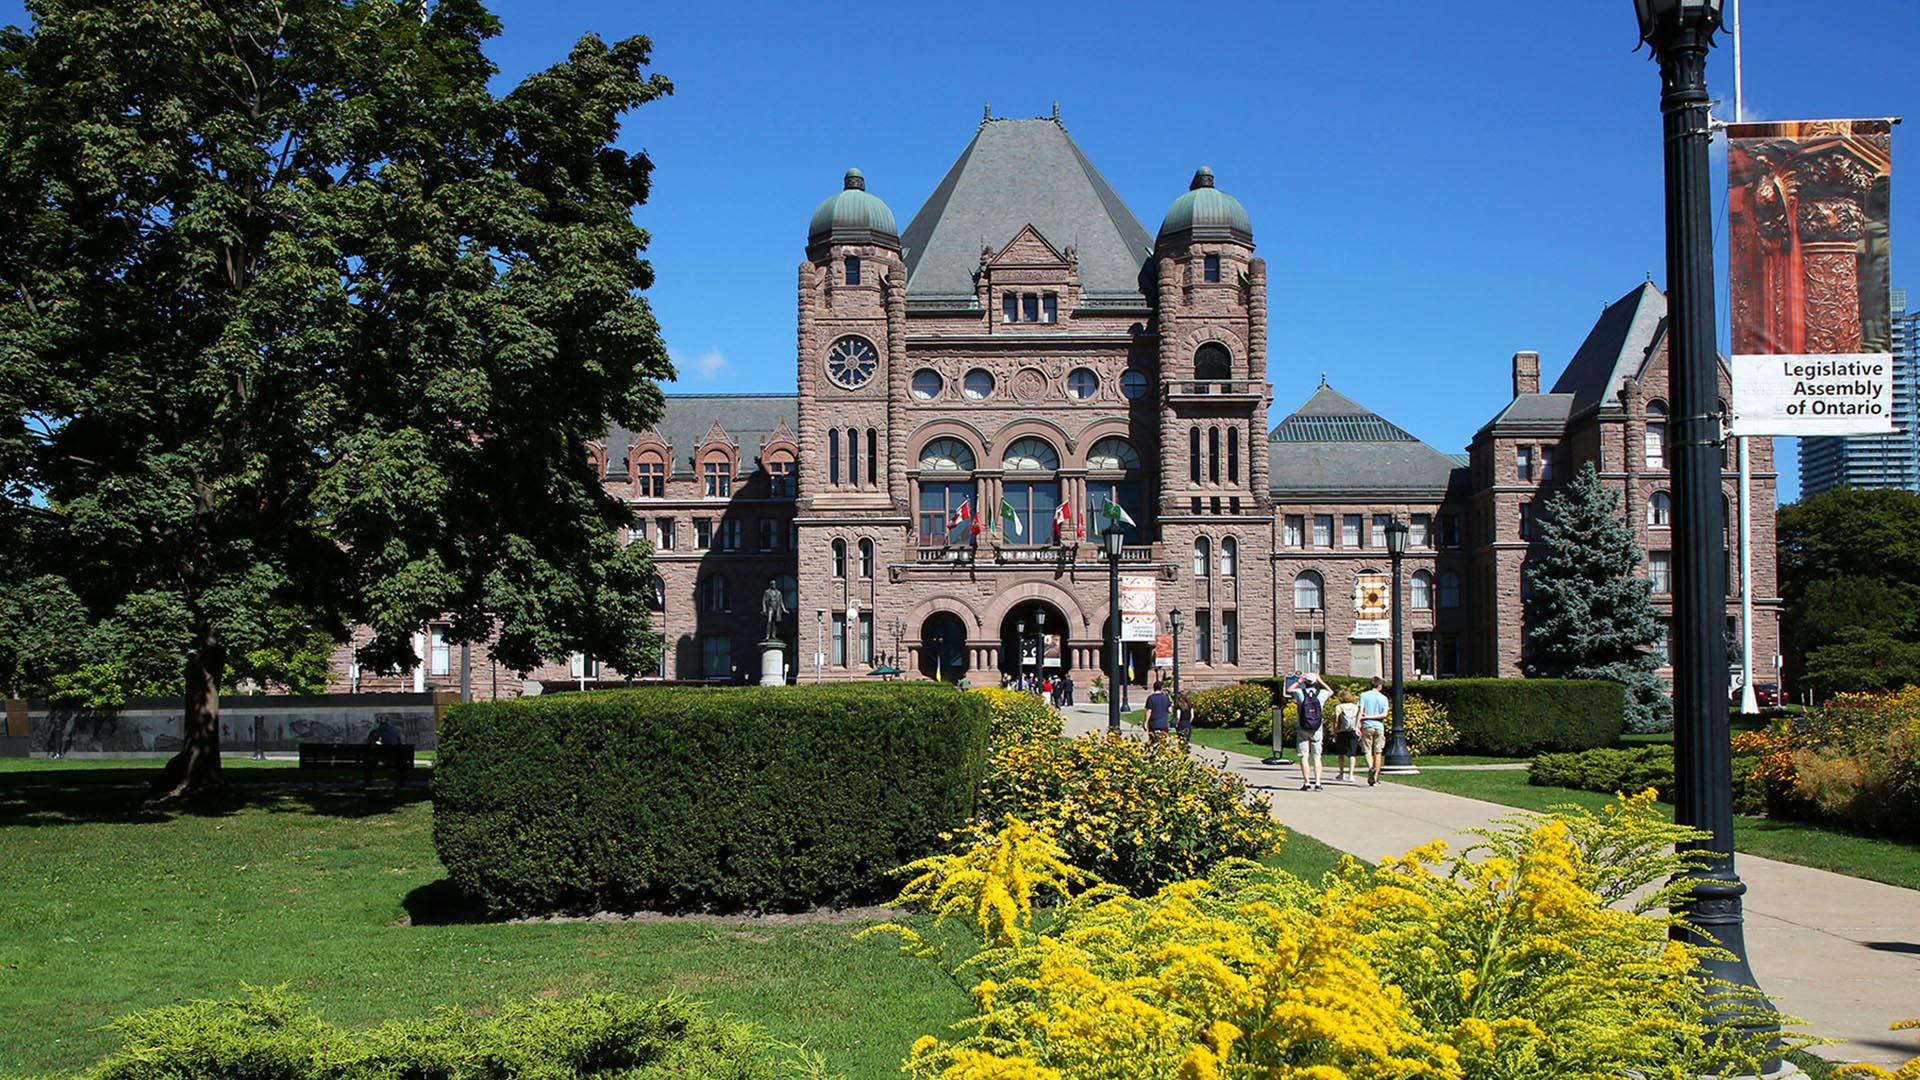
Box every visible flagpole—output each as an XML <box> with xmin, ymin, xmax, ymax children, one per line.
<box><xmin>1729</xmin><ymin>0</ymin><xmax>1759</xmax><ymax>716</ymax></box>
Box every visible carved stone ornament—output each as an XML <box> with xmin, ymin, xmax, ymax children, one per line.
<box><xmin>1012</xmin><ymin>367</ymin><xmax>1049</xmax><ymax>402</ymax></box>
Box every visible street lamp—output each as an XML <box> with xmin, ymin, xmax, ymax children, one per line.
<box><xmin>1382</xmin><ymin>518</ymin><xmax>1415</xmax><ymax>772</ymax></box>
<box><xmin>1036</xmin><ymin>608</ymin><xmax>1048</xmax><ymax>685</ymax></box>
<box><xmin>1017</xmin><ymin>618</ymin><xmax>1029</xmax><ymax>687</ymax></box>
<box><xmin>1103</xmin><ymin>522</ymin><xmax>1126</xmax><ymax>733</ymax></box>
<box><xmin>1633</xmin><ymin>0</ymin><xmax>1776</xmax><ymax>1053</ymax></box>
<box><xmin>814</xmin><ymin>609</ymin><xmax>824</xmax><ymax>684</ymax></box>
<box><xmin>1169</xmin><ymin>608</ymin><xmax>1183</xmax><ymax>697</ymax></box>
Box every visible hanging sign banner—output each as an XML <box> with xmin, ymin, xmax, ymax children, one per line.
<box><xmin>1120</xmin><ymin>575</ymin><xmax>1157</xmax><ymax>643</ymax></box>
<box><xmin>1354</xmin><ymin>573</ymin><xmax>1389</xmax><ymax>619</ymax></box>
<box><xmin>1727</xmin><ymin>118</ymin><xmax>1896</xmax><ymax>436</ymax></box>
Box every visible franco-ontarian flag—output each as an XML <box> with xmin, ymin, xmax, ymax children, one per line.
<box><xmin>999</xmin><ymin>497</ymin><xmax>1023</xmax><ymax>537</ymax></box>
<box><xmin>1100</xmin><ymin>496</ymin><xmax>1136</xmax><ymax>529</ymax></box>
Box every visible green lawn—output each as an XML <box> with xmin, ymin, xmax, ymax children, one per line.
<box><xmin>1387</xmin><ymin>768</ymin><xmax>1920</xmax><ymax>891</ymax></box>
<box><xmin>0</xmin><ymin>758</ymin><xmax>1363</xmax><ymax>1076</ymax></box>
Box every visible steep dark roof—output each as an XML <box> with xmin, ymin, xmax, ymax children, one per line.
<box><xmin>899</xmin><ymin>118</ymin><xmax>1154</xmax><ymax>302</ymax></box>
<box><xmin>1267</xmin><ymin>383</ymin><xmax>1463</xmax><ymax>495</ymax></box>
<box><xmin>1479</xmin><ymin>393</ymin><xmax>1576</xmax><ymax>434</ymax></box>
<box><xmin>607</xmin><ymin>394</ymin><xmax>798</xmax><ymax>478</ymax></box>
<box><xmin>1550</xmin><ymin>281</ymin><xmax>1667</xmax><ymax>411</ymax></box>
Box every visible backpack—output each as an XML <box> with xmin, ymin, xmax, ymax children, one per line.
<box><xmin>1297</xmin><ymin>690</ymin><xmax>1323</xmax><ymax>732</ymax></box>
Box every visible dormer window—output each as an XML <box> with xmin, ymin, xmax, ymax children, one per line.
<box><xmin>703</xmin><ymin>459</ymin><xmax>732</xmax><ymax>498</ymax></box>
<box><xmin>1042</xmin><ymin>293</ymin><xmax>1058</xmax><ymax>323</ymax></box>
<box><xmin>845</xmin><ymin>256</ymin><xmax>860</xmax><ymax>285</ymax></box>
<box><xmin>1002</xmin><ymin>293</ymin><xmax>1017</xmax><ymax>323</ymax></box>
<box><xmin>1203</xmin><ymin>254</ymin><xmax>1220</xmax><ymax>283</ymax></box>
<box><xmin>1002</xmin><ymin>291</ymin><xmax>1059</xmax><ymax>324</ymax></box>
<box><xmin>1022</xmin><ymin>294</ymin><xmax>1039</xmax><ymax>322</ymax></box>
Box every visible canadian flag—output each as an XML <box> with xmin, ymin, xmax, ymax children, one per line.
<box><xmin>947</xmin><ymin>498</ymin><xmax>972</xmax><ymax>533</ymax></box>
<box><xmin>1052</xmin><ymin>501</ymin><xmax>1072</xmax><ymax>541</ymax></box>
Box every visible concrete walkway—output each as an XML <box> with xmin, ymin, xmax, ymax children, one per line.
<box><xmin>1056</xmin><ymin>703</ymin><xmax>1919</xmax><ymax>1068</ymax></box>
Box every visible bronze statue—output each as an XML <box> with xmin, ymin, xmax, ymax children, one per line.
<box><xmin>761</xmin><ymin>581</ymin><xmax>788</xmax><ymax>639</ymax></box>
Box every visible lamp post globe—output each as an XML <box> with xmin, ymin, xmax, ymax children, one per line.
<box><xmin>1382</xmin><ymin>518</ymin><xmax>1415</xmax><ymax>771</ymax></box>
<box><xmin>1633</xmin><ymin>0</ymin><xmax>1776</xmax><ymax>1062</ymax></box>
<box><xmin>1102</xmin><ymin>523</ymin><xmax>1125</xmax><ymax>733</ymax></box>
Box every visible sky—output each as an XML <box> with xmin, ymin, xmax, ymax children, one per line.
<box><xmin>5</xmin><ymin>0</ymin><xmax>1915</xmax><ymax>504</ymax></box>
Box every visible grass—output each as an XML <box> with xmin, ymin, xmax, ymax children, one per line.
<box><xmin>1387</xmin><ymin>768</ymin><xmax>1920</xmax><ymax>891</ymax></box>
<box><xmin>0</xmin><ymin>756</ymin><xmax>1366</xmax><ymax>1077</ymax></box>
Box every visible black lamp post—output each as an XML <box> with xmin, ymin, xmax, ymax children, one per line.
<box><xmin>1017</xmin><ymin>618</ymin><xmax>1030</xmax><ymax>687</ymax></box>
<box><xmin>1382</xmin><ymin>518</ymin><xmax>1415</xmax><ymax>771</ymax></box>
<box><xmin>1103</xmin><ymin>522</ymin><xmax>1125</xmax><ymax>733</ymax></box>
<box><xmin>1169</xmin><ymin>608</ymin><xmax>1183</xmax><ymax>697</ymax></box>
<box><xmin>1036</xmin><ymin>607</ymin><xmax>1048</xmax><ymax>683</ymax></box>
<box><xmin>1634</xmin><ymin>0</ymin><xmax>1776</xmax><ymax>1049</ymax></box>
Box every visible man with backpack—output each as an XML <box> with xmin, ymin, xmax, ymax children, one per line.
<box><xmin>1292</xmin><ymin>671</ymin><xmax>1332</xmax><ymax>791</ymax></box>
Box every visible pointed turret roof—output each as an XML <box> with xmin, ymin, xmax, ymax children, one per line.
<box><xmin>900</xmin><ymin>117</ymin><xmax>1154</xmax><ymax>302</ymax></box>
<box><xmin>1549</xmin><ymin>281</ymin><xmax>1667</xmax><ymax>411</ymax></box>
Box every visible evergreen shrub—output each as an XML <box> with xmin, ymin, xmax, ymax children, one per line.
<box><xmin>1532</xmin><ymin>746</ymin><xmax>1676</xmax><ymax>800</ymax></box>
<box><xmin>1189</xmin><ymin>684</ymin><xmax>1271</xmax><ymax>729</ymax></box>
<box><xmin>1410</xmin><ymin>679</ymin><xmax>1624</xmax><ymax>754</ymax></box>
<box><xmin>36</xmin><ymin>987</ymin><xmax>776</xmax><ymax>1080</ymax></box>
<box><xmin>433</xmin><ymin>683</ymin><xmax>989</xmax><ymax>915</ymax></box>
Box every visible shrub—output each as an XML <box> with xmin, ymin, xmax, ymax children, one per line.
<box><xmin>433</xmin><ymin>683</ymin><xmax>989</xmax><ymax>915</ymax></box>
<box><xmin>970</xmin><ymin>686</ymin><xmax>1059</xmax><ymax>748</ymax></box>
<box><xmin>44</xmin><ymin>986</ymin><xmax>777</xmax><ymax>1080</ymax></box>
<box><xmin>1401</xmin><ymin>694</ymin><xmax>1459</xmax><ymax>755</ymax></box>
<box><xmin>1734</xmin><ymin>688</ymin><xmax>1920</xmax><ymax>839</ymax></box>
<box><xmin>1533</xmin><ymin>746</ymin><xmax>1675</xmax><ymax>800</ymax></box>
<box><xmin>977</xmin><ymin>733</ymin><xmax>1283</xmax><ymax>894</ymax></box>
<box><xmin>1247</xmin><ymin>699</ymin><xmax>1294</xmax><ymax>746</ymax></box>
<box><xmin>1412</xmin><ymin>678</ymin><xmax>1624</xmax><ymax>754</ymax></box>
<box><xmin>870</xmin><ymin>795</ymin><xmax>1798</xmax><ymax>1080</ymax></box>
<box><xmin>1189</xmin><ymin>683</ymin><xmax>1271</xmax><ymax>729</ymax></box>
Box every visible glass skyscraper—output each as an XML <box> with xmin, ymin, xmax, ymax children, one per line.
<box><xmin>1799</xmin><ymin>287</ymin><xmax>1920</xmax><ymax>495</ymax></box>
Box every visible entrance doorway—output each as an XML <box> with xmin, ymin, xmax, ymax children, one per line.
<box><xmin>999</xmin><ymin>600</ymin><xmax>1067</xmax><ymax>682</ymax></box>
<box><xmin>920</xmin><ymin>612</ymin><xmax>969</xmax><ymax>682</ymax></box>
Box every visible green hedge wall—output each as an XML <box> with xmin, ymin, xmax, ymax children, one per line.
<box><xmin>433</xmin><ymin>683</ymin><xmax>990</xmax><ymax>916</ymax></box>
<box><xmin>1241</xmin><ymin>677</ymin><xmax>1624</xmax><ymax>755</ymax></box>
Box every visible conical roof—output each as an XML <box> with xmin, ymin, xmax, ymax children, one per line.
<box><xmin>808</xmin><ymin>168</ymin><xmax>899</xmax><ymax>248</ymax></box>
<box><xmin>900</xmin><ymin>117</ymin><xmax>1154</xmax><ymax>301</ymax></box>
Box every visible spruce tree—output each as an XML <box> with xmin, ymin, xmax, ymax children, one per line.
<box><xmin>1524</xmin><ymin>462</ymin><xmax>1672</xmax><ymax>732</ymax></box>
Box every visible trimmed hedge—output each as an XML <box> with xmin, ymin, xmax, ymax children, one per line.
<box><xmin>433</xmin><ymin>683</ymin><xmax>990</xmax><ymax>915</ymax></box>
<box><xmin>1243</xmin><ymin>677</ymin><xmax>1624</xmax><ymax>755</ymax></box>
<box><xmin>1532</xmin><ymin>746</ymin><xmax>1675</xmax><ymax>800</ymax></box>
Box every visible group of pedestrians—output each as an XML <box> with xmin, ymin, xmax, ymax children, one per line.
<box><xmin>1287</xmin><ymin>672</ymin><xmax>1390</xmax><ymax>790</ymax></box>
<box><xmin>1140</xmin><ymin>680</ymin><xmax>1196</xmax><ymax>749</ymax></box>
<box><xmin>1005</xmin><ymin>671</ymin><xmax>1075</xmax><ymax>709</ymax></box>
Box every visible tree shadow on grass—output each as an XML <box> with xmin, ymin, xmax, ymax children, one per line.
<box><xmin>400</xmin><ymin>877</ymin><xmax>497</xmax><ymax>925</ymax></box>
<box><xmin>0</xmin><ymin>764</ymin><xmax>432</xmax><ymax>827</ymax></box>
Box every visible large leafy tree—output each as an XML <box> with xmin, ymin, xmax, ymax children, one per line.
<box><xmin>1524</xmin><ymin>462</ymin><xmax>1671</xmax><ymax>732</ymax></box>
<box><xmin>0</xmin><ymin>0</ymin><xmax>673</xmax><ymax>795</ymax></box>
<box><xmin>1777</xmin><ymin>487</ymin><xmax>1920</xmax><ymax>693</ymax></box>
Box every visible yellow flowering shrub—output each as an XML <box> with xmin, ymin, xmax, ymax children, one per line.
<box><xmin>1836</xmin><ymin>1019</ymin><xmax>1920</xmax><ymax>1080</ymax></box>
<box><xmin>1733</xmin><ymin>690</ymin><xmax>1920</xmax><ymax>838</ymax></box>
<box><xmin>1401</xmin><ymin>694</ymin><xmax>1459</xmax><ymax>755</ymax></box>
<box><xmin>979</xmin><ymin>732</ymin><xmax>1284</xmax><ymax>894</ymax></box>
<box><xmin>874</xmin><ymin>794</ymin><xmax>1803</xmax><ymax>1080</ymax></box>
<box><xmin>972</xmin><ymin>687</ymin><xmax>1063</xmax><ymax>748</ymax></box>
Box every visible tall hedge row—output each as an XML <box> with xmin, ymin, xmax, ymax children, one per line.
<box><xmin>1241</xmin><ymin>676</ymin><xmax>1624</xmax><ymax>755</ymax></box>
<box><xmin>432</xmin><ymin>683</ymin><xmax>990</xmax><ymax>915</ymax></box>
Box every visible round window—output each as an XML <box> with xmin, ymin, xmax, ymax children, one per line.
<box><xmin>963</xmin><ymin>369</ymin><xmax>995</xmax><ymax>400</ymax></box>
<box><xmin>1067</xmin><ymin>368</ymin><xmax>1099</xmax><ymax>400</ymax></box>
<box><xmin>826</xmin><ymin>336</ymin><xmax>879</xmax><ymax>390</ymax></box>
<box><xmin>1121</xmin><ymin>370</ymin><xmax>1150</xmax><ymax>400</ymax></box>
<box><xmin>911</xmin><ymin>369</ymin><xmax>942</xmax><ymax>401</ymax></box>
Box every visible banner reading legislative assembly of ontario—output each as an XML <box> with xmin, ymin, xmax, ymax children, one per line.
<box><xmin>1727</xmin><ymin>118</ymin><xmax>1896</xmax><ymax>436</ymax></box>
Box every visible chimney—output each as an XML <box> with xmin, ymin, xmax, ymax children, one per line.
<box><xmin>1512</xmin><ymin>351</ymin><xmax>1540</xmax><ymax>397</ymax></box>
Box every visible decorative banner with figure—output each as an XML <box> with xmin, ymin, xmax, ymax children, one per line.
<box><xmin>1727</xmin><ymin>118</ymin><xmax>1896</xmax><ymax>436</ymax></box>
<box><xmin>1119</xmin><ymin>575</ymin><xmax>1157</xmax><ymax>642</ymax></box>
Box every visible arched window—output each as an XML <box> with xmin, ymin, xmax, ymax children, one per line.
<box><xmin>646</xmin><ymin>574</ymin><xmax>666</xmax><ymax>611</ymax></box>
<box><xmin>699</xmin><ymin>574</ymin><xmax>731</xmax><ymax>613</ymax></box>
<box><xmin>919</xmin><ymin>437</ymin><xmax>976</xmax><ymax>471</ymax></box>
<box><xmin>1439</xmin><ymin>571</ymin><xmax>1461</xmax><ymax>609</ymax></box>
<box><xmin>828</xmin><ymin>430</ymin><xmax>840</xmax><ymax>485</ymax></box>
<box><xmin>867</xmin><ymin>426</ymin><xmax>878</xmax><ymax>484</ymax></box>
<box><xmin>1002</xmin><ymin>437</ymin><xmax>1059</xmax><ymax>471</ymax></box>
<box><xmin>1227</xmin><ymin>427</ymin><xmax>1240</xmax><ymax>483</ymax></box>
<box><xmin>1189</xmin><ymin>428</ymin><xmax>1202</xmax><ymax>483</ymax></box>
<box><xmin>832</xmin><ymin>539</ymin><xmax>846</xmax><ymax>578</ymax></box>
<box><xmin>1220</xmin><ymin>537</ymin><xmax>1238</xmax><ymax>577</ymax></box>
<box><xmin>1294</xmin><ymin>571</ymin><xmax>1324</xmax><ymax>610</ymax></box>
<box><xmin>1645</xmin><ymin>400</ymin><xmax>1667</xmax><ymax>469</ymax></box>
<box><xmin>1194</xmin><ymin>342</ymin><xmax>1232</xmax><ymax>381</ymax></box>
<box><xmin>1193</xmin><ymin>537</ymin><xmax>1211</xmax><ymax>577</ymax></box>
<box><xmin>918</xmin><ymin>438</ymin><xmax>978</xmax><ymax>544</ymax></box>
<box><xmin>1086</xmin><ymin>438</ymin><xmax>1143</xmax><ymax>543</ymax></box>
<box><xmin>1411</xmin><ymin>570</ymin><xmax>1433</xmax><ymax>610</ymax></box>
<box><xmin>1208</xmin><ymin>426</ymin><xmax>1221</xmax><ymax>484</ymax></box>
<box><xmin>1085</xmin><ymin>437</ymin><xmax>1140</xmax><ymax>471</ymax></box>
<box><xmin>1649</xmin><ymin>490</ymin><xmax>1672</xmax><ymax>526</ymax></box>
<box><xmin>846</xmin><ymin>428</ymin><xmax>860</xmax><ymax>486</ymax></box>
<box><xmin>859</xmin><ymin>538</ymin><xmax>874</xmax><ymax>578</ymax></box>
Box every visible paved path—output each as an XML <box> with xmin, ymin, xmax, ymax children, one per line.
<box><xmin>1056</xmin><ymin>704</ymin><xmax>1919</xmax><ymax>1068</ymax></box>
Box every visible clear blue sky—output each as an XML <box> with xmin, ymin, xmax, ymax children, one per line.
<box><xmin>7</xmin><ymin>1</ymin><xmax>1914</xmax><ymax>503</ymax></box>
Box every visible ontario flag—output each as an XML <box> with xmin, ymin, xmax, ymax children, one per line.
<box><xmin>1052</xmin><ymin>501</ymin><xmax>1072</xmax><ymax>542</ymax></box>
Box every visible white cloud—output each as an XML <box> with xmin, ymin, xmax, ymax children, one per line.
<box><xmin>671</xmin><ymin>346</ymin><xmax>729</xmax><ymax>381</ymax></box>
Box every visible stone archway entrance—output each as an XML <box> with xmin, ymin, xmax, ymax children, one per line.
<box><xmin>999</xmin><ymin>600</ymin><xmax>1068</xmax><ymax>682</ymax></box>
<box><xmin>919</xmin><ymin>612</ymin><xmax>969</xmax><ymax>682</ymax></box>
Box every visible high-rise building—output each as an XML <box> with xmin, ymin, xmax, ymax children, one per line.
<box><xmin>1799</xmin><ymin>287</ymin><xmax>1920</xmax><ymax>495</ymax></box>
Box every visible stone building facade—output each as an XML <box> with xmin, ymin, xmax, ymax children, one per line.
<box><xmin>325</xmin><ymin>115</ymin><xmax>1778</xmax><ymax>697</ymax></box>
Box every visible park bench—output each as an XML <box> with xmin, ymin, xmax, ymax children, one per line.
<box><xmin>298</xmin><ymin>742</ymin><xmax>415</xmax><ymax>786</ymax></box>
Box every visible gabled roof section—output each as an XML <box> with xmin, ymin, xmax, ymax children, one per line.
<box><xmin>607</xmin><ymin>394</ymin><xmax>798</xmax><ymax>478</ymax></box>
<box><xmin>900</xmin><ymin>117</ymin><xmax>1154</xmax><ymax>302</ymax></box>
<box><xmin>1479</xmin><ymin>393</ymin><xmax>1576</xmax><ymax>435</ymax></box>
<box><xmin>1267</xmin><ymin>382</ymin><xmax>1463</xmax><ymax>496</ymax></box>
<box><xmin>1550</xmin><ymin>281</ymin><xmax>1667</xmax><ymax>412</ymax></box>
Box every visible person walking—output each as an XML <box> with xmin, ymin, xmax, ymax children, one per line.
<box><xmin>1358</xmin><ymin>676</ymin><xmax>1391</xmax><ymax>787</ymax></box>
<box><xmin>1292</xmin><ymin>671</ymin><xmax>1331</xmax><ymax>791</ymax></box>
<box><xmin>1331</xmin><ymin>689</ymin><xmax>1360</xmax><ymax>782</ymax></box>
<box><xmin>1173</xmin><ymin>690</ymin><xmax>1195</xmax><ymax>751</ymax></box>
<box><xmin>1143</xmin><ymin>680</ymin><xmax>1172</xmax><ymax>745</ymax></box>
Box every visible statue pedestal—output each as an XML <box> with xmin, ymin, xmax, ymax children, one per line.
<box><xmin>758</xmin><ymin>639</ymin><xmax>787</xmax><ymax>686</ymax></box>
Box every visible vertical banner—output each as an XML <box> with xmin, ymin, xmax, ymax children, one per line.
<box><xmin>1353</xmin><ymin>572</ymin><xmax>1390</xmax><ymax>641</ymax></box>
<box><xmin>1119</xmin><ymin>575</ymin><xmax>1157</xmax><ymax>642</ymax></box>
<box><xmin>1727</xmin><ymin>118</ymin><xmax>1896</xmax><ymax>435</ymax></box>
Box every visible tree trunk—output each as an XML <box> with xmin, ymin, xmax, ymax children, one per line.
<box><xmin>156</xmin><ymin>624</ymin><xmax>226</xmax><ymax>799</ymax></box>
